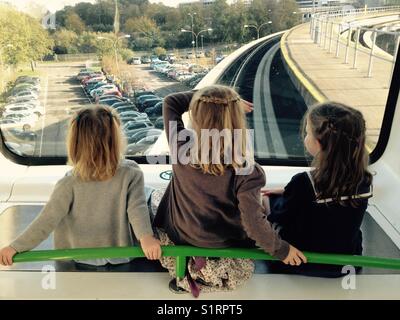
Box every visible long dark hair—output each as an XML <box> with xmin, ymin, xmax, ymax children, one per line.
<box><xmin>304</xmin><ymin>102</ymin><xmax>372</xmax><ymax>206</ymax></box>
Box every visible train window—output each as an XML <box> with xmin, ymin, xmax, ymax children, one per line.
<box><xmin>0</xmin><ymin>2</ymin><xmax>399</xmax><ymax>166</ymax></box>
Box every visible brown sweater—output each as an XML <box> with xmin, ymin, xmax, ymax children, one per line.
<box><xmin>154</xmin><ymin>91</ymin><xmax>290</xmax><ymax>260</ymax></box>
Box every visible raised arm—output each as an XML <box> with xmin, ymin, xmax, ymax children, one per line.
<box><xmin>163</xmin><ymin>91</ymin><xmax>195</xmax><ymax>140</ymax></box>
<box><xmin>235</xmin><ymin>165</ymin><xmax>290</xmax><ymax>260</ymax></box>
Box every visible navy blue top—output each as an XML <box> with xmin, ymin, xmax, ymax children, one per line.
<box><xmin>267</xmin><ymin>171</ymin><xmax>372</xmax><ymax>277</ymax></box>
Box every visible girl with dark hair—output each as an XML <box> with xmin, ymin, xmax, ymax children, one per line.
<box><xmin>263</xmin><ymin>102</ymin><xmax>373</xmax><ymax>277</ymax></box>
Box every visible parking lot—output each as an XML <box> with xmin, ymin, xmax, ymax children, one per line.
<box><xmin>124</xmin><ymin>64</ymin><xmax>190</xmax><ymax>97</ymax></box>
<box><xmin>0</xmin><ymin>58</ymin><xmax>207</xmax><ymax>158</ymax></box>
<box><xmin>33</xmin><ymin>61</ymin><xmax>93</xmax><ymax>157</ymax></box>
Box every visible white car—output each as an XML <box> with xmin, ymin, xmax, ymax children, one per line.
<box><xmin>4</xmin><ymin>112</ymin><xmax>38</xmax><ymax>131</ymax></box>
<box><xmin>7</xmin><ymin>93</ymin><xmax>39</xmax><ymax>103</ymax></box>
<box><xmin>4</xmin><ymin>104</ymin><xmax>44</xmax><ymax>116</ymax></box>
<box><xmin>4</xmin><ymin>141</ymin><xmax>35</xmax><ymax>156</ymax></box>
<box><xmin>90</xmin><ymin>85</ymin><xmax>117</xmax><ymax>98</ymax></box>
<box><xmin>132</xmin><ymin>57</ymin><xmax>141</xmax><ymax>65</ymax></box>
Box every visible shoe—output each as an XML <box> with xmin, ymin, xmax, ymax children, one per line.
<box><xmin>168</xmin><ymin>279</ymin><xmax>188</xmax><ymax>294</ymax></box>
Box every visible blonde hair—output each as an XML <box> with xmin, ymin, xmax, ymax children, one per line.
<box><xmin>67</xmin><ymin>105</ymin><xmax>125</xmax><ymax>182</ymax></box>
<box><xmin>189</xmin><ymin>85</ymin><xmax>250</xmax><ymax>176</ymax></box>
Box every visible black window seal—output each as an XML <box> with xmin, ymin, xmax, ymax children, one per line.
<box><xmin>368</xmin><ymin>44</ymin><xmax>400</xmax><ymax>164</ymax></box>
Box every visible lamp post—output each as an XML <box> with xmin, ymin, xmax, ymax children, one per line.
<box><xmin>97</xmin><ymin>34</ymin><xmax>130</xmax><ymax>75</ymax></box>
<box><xmin>188</xmin><ymin>12</ymin><xmax>197</xmax><ymax>55</ymax></box>
<box><xmin>244</xmin><ymin>21</ymin><xmax>272</xmax><ymax>39</ymax></box>
<box><xmin>181</xmin><ymin>28</ymin><xmax>213</xmax><ymax>61</ymax></box>
<box><xmin>201</xmin><ymin>35</ymin><xmax>204</xmax><ymax>52</ymax></box>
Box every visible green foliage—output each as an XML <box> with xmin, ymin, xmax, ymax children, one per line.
<box><xmin>53</xmin><ymin>0</ymin><xmax>301</xmax><ymax>50</ymax></box>
<box><xmin>119</xmin><ymin>48</ymin><xmax>135</xmax><ymax>61</ymax></box>
<box><xmin>0</xmin><ymin>4</ymin><xmax>53</xmax><ymax>66</ymax></box>
<box><xmin>64</xmin><ymin>12</ymin><xmax>86</xmax><ymax>34</ymax></box>
<box><xmin>153</xmin><ymin>47</ymin><xmax>167</xmax><ymax>57</ymax></box>
<box><xmin>53</xmin><ymin>29</ymin><xmax>79</xmax><ymax>54</ymax></box>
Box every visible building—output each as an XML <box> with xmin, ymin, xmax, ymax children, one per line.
<box><xmin>179</xmin><ymin>0</ymin><xmax>216</xmax><ymax>7</ymax></box>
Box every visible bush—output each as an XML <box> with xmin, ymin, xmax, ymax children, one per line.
<box><xmin>153</xmin><ymin>47</ymin><xmax>166</xmax><ymax>57</ymax></box>
<box><xmin>119</xmin><ymin>48</ymin><xmax>135</xmax><ymax>62</ymax></box>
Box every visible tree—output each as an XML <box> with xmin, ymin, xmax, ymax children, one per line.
<box><xmin>52</xmin><ymin>29</ymin><xmax>79</xmax><ymax>54</ymax></box>
<box><xmin>65</xmin><ymin>12</ymin><xmax>86</xmax><ymax>35</ymax></box>
<box><xmin>153</xmin><ymin>47</ymin><xmax>166</xmax><ymax>57</ymax></box>
<box><xmin>77</xmin><ymin>32</ymin><xmax>100</xmax><ymax>53</ymax></box>
<box><xmin>0</xmin><ymin>5</ymin><xmax>53</xmax><ymax>66</ymax></box>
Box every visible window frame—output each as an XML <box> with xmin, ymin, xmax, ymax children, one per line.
<box><xmin>0</xmin><ymin>42</ymin><xmax>399</xmax><ymax>167</ymax></box>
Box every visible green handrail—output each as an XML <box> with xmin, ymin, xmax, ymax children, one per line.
<box><xmin>11</xmin><ymin>246</ymin><xmax>400</xmax><ymax>279</ymax></box>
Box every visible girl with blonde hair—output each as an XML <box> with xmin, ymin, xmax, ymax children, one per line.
<box><xmin>0</xmin><ymin>105</ymin><xmax>161</xmax><ymax>266</ymax></box>
<box><xmin>153</xmin><ymin>85</ymin><xmax>306</xmax><ymax>296</ymax></box>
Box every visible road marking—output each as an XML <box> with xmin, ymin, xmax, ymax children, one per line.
<box><xmin>261</xmin><ymin>43</ymin><xmax>288</xmax><ymax>157</ymax></box>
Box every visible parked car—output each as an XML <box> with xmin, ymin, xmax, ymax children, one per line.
<box><xmin>131</xmin><ymin>57</ymin><xmax>142</xmax><ymax>65</ymax></box>
<box><xmin>4</xmin><ymin>112</ymin><xmax>38</xmax><ymax>131</ymax></box>
<box><xmin>2</xmin><ymin>128</ymin><xmax>36</xmax><ymax>142</ymax></box>
<box><xmin>125</xmin><ymin>135</ymin><xmax>160</xmax><ymax>155</ymax></box>
<box><xmin>141</xmin><ymin>56</ymin><xmax>151</xmax><ymax>64</ymax></box>
<box><xmin>196</xmin><ymin>51</ymin><xmax>205</xmax><ymax>58</ymax></box>
<box><xmin>136</xmin><ymin>94</ymin><xmax>159</xmax><ymax>105</ymax></box>
<box><xmin>144</xmin><ymin>101</ymin><xmax>162</xmax><ymax>117</ymax></box>
<box><xmin>138</xmin><ymin>98</ymin><xmax>163</xmax><ymax>112</ymax></box>
<box><xmin>154</xmin><ymin>117</ymin><xmax>164</xmax><ymax>130</ymax></box>
<box><xmin>3</xmin><ymin>105</ymin><xmax>43</xmax><ymax>117</ymax></box>
<box><xmin>215</xmin><ymin>54</ymin><xmax>227</xmax><ymax>63</ymax></box>
<box><xmin>127</xmin><ymin>129</ymin><xmax>162</xmax><ymax>145</ymax></box>
<box><xmin>124</xmin><ymin>121</ymin><xmax>154</xmax><ymax>136</ymax></box>
<box><xmin>114</xmin><ymin>105</ymin><xmax>139</xmax><ymax>114</ymax></box>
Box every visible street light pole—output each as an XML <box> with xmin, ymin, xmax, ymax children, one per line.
<box><xmin>244</xmin><ymin>21</ymin><xmax>272</xmax><ymax>39</ymax></box>
<box><xmin>188</xmin><ymin>12</ymin><xmax>196</xmax><ymax>55</ymax></box>
<box><xmin>97</xmin><ymin>35</ymin><xmax>130</xmax><ymax>76</ymax></box>
<box><xmin>181</xmin><ymin>28</ymin><xmax>213</xmax><ymax>63</ymax></box>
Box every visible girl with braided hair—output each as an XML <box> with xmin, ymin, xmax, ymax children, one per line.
<box><xmin>153</xmin><ymin>85</ymin><xmax>306</xmax><ymax>296</ymax></box>
<box><xmin>263</xmin><ymin>102</ymin><xmax>373</xmax><ymax>277</ymax></box>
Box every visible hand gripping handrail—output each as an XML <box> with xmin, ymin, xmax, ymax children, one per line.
<box><xmin>11</xmin><ymin>246</ymin><xmax>400</xmax><ymax>279</ymax></box>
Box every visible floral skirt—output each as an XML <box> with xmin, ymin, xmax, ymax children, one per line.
<box><xmin>150</xmin><ymin>188</ymin><xmax>254</xmax><ymax>297</ymax></box>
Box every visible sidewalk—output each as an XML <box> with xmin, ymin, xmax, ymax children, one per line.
<box><xmin>281</xmin><ymin>14</ymin><xmax>398</xmax><ymax>146</ymax></box>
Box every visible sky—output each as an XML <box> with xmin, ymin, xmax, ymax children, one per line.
<box><xmin>0</xmin><ymin>0</ymin><xmax>196</xmax><ymax>12</ymax></box>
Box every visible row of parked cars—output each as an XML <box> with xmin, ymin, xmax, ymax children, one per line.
<box><xmin>0</xmin><ymin>76</ymin><xmax>43</xmax><ymax>155</ymax></box>
<box><xmin>150</xmin><ymin>59</ymin><xmax>208</xmax><ymax>87</ymax></box>
<box><xmin>77</xmin><ymin>68</ymin><xmax>164</xmax><ymax>155</ymax></box>
<box><xmin>0</xmin><ymin>76</ymin><xmax>43</xmax><ymax>132</ymax></box>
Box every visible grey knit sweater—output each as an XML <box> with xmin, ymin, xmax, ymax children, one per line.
<box><xmin>10</xmin><ymin>160</ymin><xmax>153</xmax><ymax>256</ymax></box>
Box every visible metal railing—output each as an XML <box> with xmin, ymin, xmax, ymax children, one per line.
<box><xmin>309</xmin><ymin>6</ymin><xmax>400</xmax><ymax>80</ymax></box>
<box><xmin>10</xmin><ymin>246</ymin><xmax>400</xmax><ymax>281</ymax></box>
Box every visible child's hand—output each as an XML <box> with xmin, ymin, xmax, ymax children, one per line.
<box><xmin>240</xmin><ymin>99</ymin><xmax>254</xmax><ymax>113</ymax></box>
<box><xmin>261</xmin><ymin>188</ymin><xmax>284</xmax><ymax>196</ymax></box>
<box><xmin>282</xmin><ymin>245</ymin><xmax>307</xmax><ymax>266</ymax></box>
<box><xmin>0</xmin><ymin>246</ymin><xmax>17</xmax><ymax>266</ymax></box>
<box><xmin>140</xmin><ymin>234</ymin><xmax>162</xmax><ymax>260</ymax></box>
